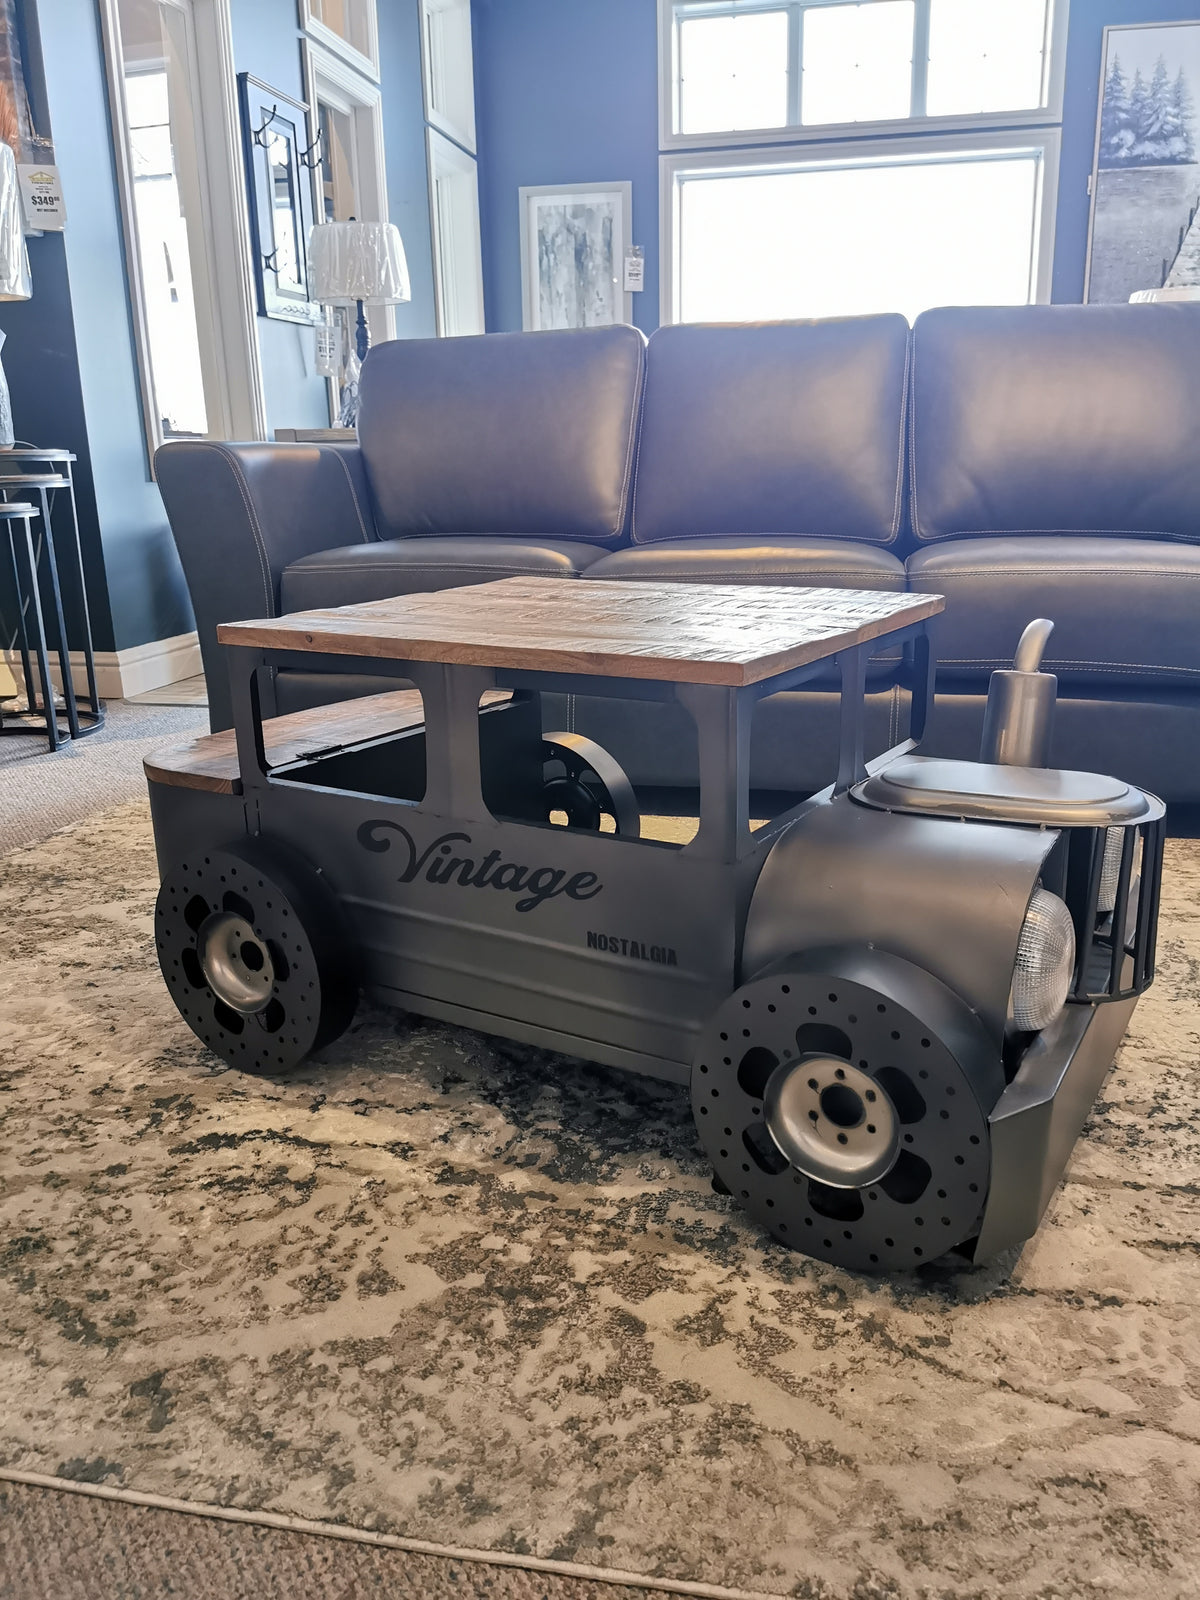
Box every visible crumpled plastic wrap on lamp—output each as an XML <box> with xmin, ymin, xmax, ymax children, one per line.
<box><xmin>308</xmin><ymin>220</ymin><xmax>410</xmax><ymax>306</ymax></box>
<box><xmin>0</xmin><ymin>140</ymin><xmax>31</xmax><ymax>450</ymax></box>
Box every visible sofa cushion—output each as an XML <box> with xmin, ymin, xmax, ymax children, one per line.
<box><xmin>632</xmin><ymin>317</ymin><xmax>910</xmax><ymax>546</ymax></box>
<box><xmin>585</xmin><ymin>536</ymin><xmax>906</xmax><ymax>587</ymax></box>
<box><xmin>357</xmin><ymin>325</ymin><xmax>645</xmax><ymax>546</ymax></box>
<box><xmin>281</xmin><ymin>536</ymin><xmax>607</xmax><ymax>612</ymax></box>
<box><xmin>907</xmin><ymin>536</ymin><xmax>1200</xmax><ymax>687</ymax></box>
<box><xmin>586</xmin><ymin>538</ymin><xmax>907</xmax><ymax>685</ymax></box>
<box><xmin>911</xmin><ymin>304</ymin><xmax>1200</xmax><ymax>545</ymax></box>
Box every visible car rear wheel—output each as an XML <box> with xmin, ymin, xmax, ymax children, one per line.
<box><xmin>155</xmin><ymin>840</ymin><xmax>357</xmax><ymax>1074</ymax></box>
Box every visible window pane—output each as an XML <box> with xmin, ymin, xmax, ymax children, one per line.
<box><xmin>678</xmin><ymin>153</ymin><xmax>1041</xmax><ymax>323</ymax></box>
<box><xmin>318</xmin><ymin>101</ymin><xmax>359</xmax><ymax>222</ymax></box>
<box><xmin>678</xmin><ymin>10</ymin><xmax>789</xmax><ymax>135</ymax></box>
<box><xmin>801</xmin><ymin>2</ymin><xmax>914</xmax><ymax>126</ymax></box>
<box><xmin>926</xmin><ymin>0</ymin><xmax>1048</xmax><ymax>117</ymax></box>
<box><xmin>311</xmin><ymin>0</ymin><xmax>371</xmax><ymax>58</ymax></box>
<box><xmin>424</xmin><ymin>0</ymin><xmax>476</xmax><ymax>150</ymax></box>
<box><xmin>117</xmin><ymin>0</ymin><xmax>209</xmax><ymax>439</ymax></box>
<box><xmin>429</xmin><ymin>133</ymin><xmax>485</xmax><ymax>337</ymax></box>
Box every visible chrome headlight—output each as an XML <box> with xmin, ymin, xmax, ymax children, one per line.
<box><xmin>1010</xmin><ymin>888</ymin><xmax>1076</xmax><ymax>1032</ymax></box>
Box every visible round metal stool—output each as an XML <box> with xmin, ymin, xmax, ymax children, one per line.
<box><xmin>0</xmin><ymin>449</ymin><xmax>104</xmax><ymax>748</ymax></box>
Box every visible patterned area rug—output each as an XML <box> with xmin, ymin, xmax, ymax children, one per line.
<box><xmin>1</xmin><ymin>803</ymin><xmax>1199</xmax><ymax>1600</ymax></box>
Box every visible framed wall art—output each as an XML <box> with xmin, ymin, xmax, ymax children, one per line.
<box><xmin>1085</xmin><ymin>20</ymin><xmax>1200</xmax><ymax>303</ymax></box>
<box><xmin>519</xmin><ymin>182</ymin><xmax>633</xmax><ymax>331</ymax></box>
<box><xmin>239</xmin><ymin>74</ymin><xmax>322</xmax><ymax>325</ymax></box>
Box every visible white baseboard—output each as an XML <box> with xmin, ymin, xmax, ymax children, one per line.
<box><xmin>3</xmin><ymin>630</ymin><xmax>201</xmax><ymax>700</ymax></box>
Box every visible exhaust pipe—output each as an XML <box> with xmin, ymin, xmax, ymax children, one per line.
<box><xmin>979</xmin><ymin>618</ymin><xmax>1057</xmax><ymax>768</ymax></box>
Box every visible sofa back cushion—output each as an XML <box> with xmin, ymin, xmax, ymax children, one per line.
<box><xmin>910</xmin><ymin>304</ymin><xmax>1200</xmax><ymax>544</ymax></box>
<box><xmin>631</xmin><ymin>316</ymin><xmax>910</xmax><ymax>546</ymax></box>
<box><xmin>357</xmin><ymin>325</ymin><xmax>645</xmax><ymax>545</ymax></box>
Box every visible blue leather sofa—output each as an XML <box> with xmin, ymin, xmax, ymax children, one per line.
<box><xmin>156</xmin><ymin>303</ymin><xmax>1200</xmax><ymax>801</ymax></box>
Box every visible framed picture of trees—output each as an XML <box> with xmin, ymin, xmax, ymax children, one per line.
<box><xmin>1085</xmin><ymin>20</ymin><xmax>1200</xmax><ymax>304</ymax></box>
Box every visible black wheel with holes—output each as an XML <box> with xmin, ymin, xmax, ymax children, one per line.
<box><xmin>691</xmin><ymin>950</ymin><xmax>1003</xmax><ymax>1273</ymax></box>
<box><xmin>541</xmin><ymin>732</ymin><xmax>640</xmax><ymax>837</ymax></box>
<box><xmin>155</xmin><ymin>841</ymin><xmax>358</xmax><ymax>1074</ymax></box>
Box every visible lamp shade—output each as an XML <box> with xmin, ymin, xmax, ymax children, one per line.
<box><xmin>0</xmin><ymin>142</ymin><xmax>30</xmax><ymax>302</ymax></box>
<box><xmin>308</xmin><ymin>219</ymin><xmax>410</xmax><ymax>307</ymax></box>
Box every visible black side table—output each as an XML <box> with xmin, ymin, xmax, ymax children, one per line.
<box><xmin>0</xmin><ymin>447</ymin><xmax>104</xmax><ymax>750</ymax></box>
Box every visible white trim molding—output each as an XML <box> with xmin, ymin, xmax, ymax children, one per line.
<box><xmin>5</xmin><ymin>631</ymin><xmax>202</xmax><ymax>702</ymax></box>
<box><xmin>98</xmin><ymin>0</ymin><xmax>267</xmax><ymax>461</ymax></box>
<box><xmin>297</xmin><ymin>0</ymin><xmax>380</xmax><ymax>83</ymax></box>
<box><xmin>420</xmin><ymin>0</ymin><xmax>477</xmax><ymax>156</ymax></box>
<box><xmin>426</xmin><ymin>127</ymin><xmax>485</xmax><ymax>336</ymax></box>
<box><xmin>301</xmin><ymin>31</ymin><xmax>395</xmax><ymax>417</ymax></box>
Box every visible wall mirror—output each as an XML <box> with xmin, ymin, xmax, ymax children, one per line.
<box><xmin>238</xmin><ymin>74</ymin><xmax>321</xmax><ymax>324</ymax></box>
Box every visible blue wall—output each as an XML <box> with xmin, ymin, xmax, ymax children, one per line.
<box><xmin>472</xmin><ymin>0</ymin><xmax>660</xmax><ymax>335</ymax></box>
<box><xmin>0</xmin><ymin>0</ymin><xmax>436</xmax><ymax>655</ymax></box>
<box><xmin>472</xmin><ymin>0</ymin><xmax>1196</xmax><ymax>332</ymax></box>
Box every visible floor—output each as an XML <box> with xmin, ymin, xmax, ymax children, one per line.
<box><xmin>123</xmin><ymin>673</ymin><xmax>209</xmax><ymax>707</ymax></box>
<box><xmin>0</xmin><ymin>698</ymin><xmax>208</xmax><ymax>854</ymax></box>
<box><xmin>0</xmin><ymin>689</ymin><xmax>718</xmax><ymax>1600</ymax></box>
<box><xmin>2</xmin><ymin>683</ymin><xmax>1196</xmax><ymax>1600</ymax></box>
<box><xmin>0</xmin><ymin>1479</ymin><xmax>656</xmax><ymax>1600</ymax></box>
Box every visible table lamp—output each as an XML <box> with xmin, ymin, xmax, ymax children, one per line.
<box><xmin>309</xmin><ymin>218</ymin><xmax>409</xmax><ymax>426</ymax></box>
<box><xmin>0</xmin><ymin>136</ymin><xmax>32</xmax><ymax>449</ymax></box>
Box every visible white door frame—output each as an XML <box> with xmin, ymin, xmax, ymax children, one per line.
<box><xmin>99</xmin><ymin>0</ymin><xmax>267</xmax><ymax>457</ymax></box>
<box><xmin>426</xmin><ymin>126</ymin><xmax>485</xmax><ymax>336</ymax></box>
<box><xmin>302</xmin><ymin>36</ymin><xmax>395</xmax><ymax>346</ymax></box>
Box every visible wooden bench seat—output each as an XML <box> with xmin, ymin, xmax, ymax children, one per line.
<box><xmin>144</xmin><ymin>689</ymin><xmax>432</xmax><ymax>795</ymax></box>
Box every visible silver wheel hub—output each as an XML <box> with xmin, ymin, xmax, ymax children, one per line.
<box><xmin>198</xmin><ymin>911</ymin><xmax>275</xmax><ymax>1014</ymax></box>
<box><xmin>765</xmin><ymin>1054</ymin><xmax>899</xmax><ymax>1188</ymax></box>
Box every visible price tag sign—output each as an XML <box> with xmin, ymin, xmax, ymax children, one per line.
<box><xmin>623</xmin><ymin>246</ymin><xmax>644</xmax><ymax>293</ymax></box>
<box><xmin>18</xmin><ymin>165</ymin><xmax>66</xmax><ymax>231</ymax></box>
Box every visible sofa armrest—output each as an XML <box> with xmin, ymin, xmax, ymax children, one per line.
<box><xmin>155</xmin><ymin>440</ymin><xmax>375</xmax><ymax>730</ymax></box>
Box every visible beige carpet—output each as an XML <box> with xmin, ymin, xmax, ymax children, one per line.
<box><xmin>0</xmin><ymin>1477</ymin><xmax>670</xmax><ymax>1600</ymax></box>
<box><xmin>1</xmin><ymin>802</ymin><xmax>1199</xmax><ymax>1599</ymax></box>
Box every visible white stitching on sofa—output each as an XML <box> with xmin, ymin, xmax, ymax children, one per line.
<box><xmin>911</xmin><ymin>568</ymin><xmax>1200</xmax><ymax>579</ymax></box>
<box><xmin>909</xmin><ymin>328</ymin><xmax>923</xmax><ymax>542</ymax></box>
<box><xmin>615</xmin><ymin>335</ymin><xmax>645</xmax><ymax>542</ymax></box>
<box><xmin>188</xmin><ymin>443</ymin><xmax>274</xmax><ymax>615</ymax></box>
<box><xmin>912</xmin><ymin>529</ymin><xmax>1200</xmax><ymax>544</ymax></box>
<box><xmin>938</xmin><ymin>658</ymin><xmax>1200</xmax><ymax>675</ymax></box>
<box><xmin>295</xmin><ymin>562</ymin><xmax>580</xmax><ymax>576</ymax></box>
<box><xmin>630</xmin><ymin>337</ymin><xmax>656</xmax><ymax>547</ymax></box>
<box><xmin>888</xmin><ymin>334</ymin><xmax>910</xmax><ymax>546</ymax></box>
<box><xmin>596</xmin><ymin>568</ymin><xmax>904</xmax><ymax>582</ymax></box>
<box><xmin>328</xmin><ymin>449</ymin><xmax>371</xmax><ymax>544</ymax></box>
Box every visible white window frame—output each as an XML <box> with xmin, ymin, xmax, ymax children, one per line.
<box><xmin>426</xmin><ymin>127</ymin><xmax>485</xmax><ymax>336</ymax></box>
<box><xmin>420</xmin><ymin>0</ymin><xmax>477</xmax><ymax>155</ymax></box>
<box><xmin>302</xmin><ymin>37</ymin><xmax>394</xmax><ymax>346</ymax></box>
<box><xmin>100</xmin><ymin>0</ymin><xmax>267</xmax><ymax>459</ymax></box>
<box><xmin>660</xmin><ymin>127</ymin><xmax>1062</xmax><ymax>327</ymax></box>
<box><xmin>297</xmin><ymin>0</ymin><xmax>380</xmax><ymax>84</ymax></box>
<box><xmin>658</xmin><ymin>0</ymin><xmax>1070</xmax><ymax>152</ymax></box>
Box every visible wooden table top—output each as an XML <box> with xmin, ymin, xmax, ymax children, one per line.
<box><xmin>217</xmin><ymin>578</ymin><xmax>943</xmax><ymax>688</ymax></box>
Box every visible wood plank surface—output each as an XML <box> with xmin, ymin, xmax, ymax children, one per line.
<box><xmin>145</xmin><ymin>689</ymin><xmax>431</xmax><ymax>794</ymax></box>
<box><xmin>216</xmin><ymin>578</ymin><xmax>943</xmax><ymax>688</ymax></box>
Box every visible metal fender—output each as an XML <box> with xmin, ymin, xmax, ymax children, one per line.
<box><xmin>742</xmin><ymin>795</ymin><xmax>1060</xmax><ymax>1047</ymax></box>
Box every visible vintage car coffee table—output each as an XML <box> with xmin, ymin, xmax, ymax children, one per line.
<box><xmin>145</xmin><ymin>579</ymin><xmax>1164</xmax><ymax>1273</ymax></box>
